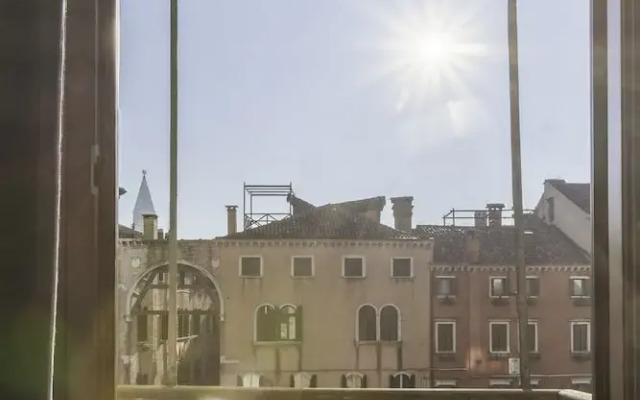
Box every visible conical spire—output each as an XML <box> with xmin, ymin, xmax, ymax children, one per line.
<box><xmin>132</xmin><ymin>170</ymin><xmax>157</xmax><ymax>232</ymax></box>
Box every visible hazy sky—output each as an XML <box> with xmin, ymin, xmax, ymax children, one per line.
<box><xmin>118</xmin><ymin>0</ymin><xmax>591</xmax><ymax>239</ymax></box>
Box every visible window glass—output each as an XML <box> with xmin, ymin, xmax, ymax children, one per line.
<box><xmin>240</xmin><ymin>257</ymin><xmax>261</xmax><ymax>277</ymax></box>
<box><xmin>436</xmin><ymin>322</ymin><xmax>455</xmax><ymax>353</ymax></box>
<box><xmin>344</xmin><ymin>257</ymin><xmax>364</xmax><ymax>277</ymax></box>
<box><xmin>392</xmin><ymin>258</ymin><xmax>412</xmax><ymax>277</ymax></box>
<box><xmin>490</xmin><ymin>322</ymin><xmax>509</xmax><ymax>353</ymax></box>
<box><xmin>292</xmin><ymin>257</ymin><xmax>313</xmax><ymax>277</ymax></box>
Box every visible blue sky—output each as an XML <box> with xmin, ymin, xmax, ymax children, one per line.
<box><xmin>118</xmin><ymin>0</ymin><xmax>591</xmax><ymax>239</ymax></box>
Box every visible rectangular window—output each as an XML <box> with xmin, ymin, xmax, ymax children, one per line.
<box><xmin>292</xmin><ymin>256</ymin><xmax>313</xmax><ymax>277</ymax></box>
<box><xmin>157</xmin><ymin>271</ymin><xmax>167</xmax><ymax>283</ymax></box>
<box><xmin>435</xmin><ymin>276</ymin><xmax>457</xmax><ymax>296</ymax></box>
<box><xmin>160</xmin><ymin>314</ymin><xmax>168</xmax><ymax>341</ymax></box>
<box><xmin>391</xmin><ymin>258</ymin><xmax>412</xmax><ymax>278</ymax></box>
<box><xmin>526</xmin><ymin>276</ymin><xmax>540</xmax><ymax>297</ymax></box>
<box><xmin>435</xmin><ymin>321</ymin><xmax>456</xmax><ymax>353</ymax></box>
<box><xmin>178</xmin><ymin>314</ymin><xmax>190</xmax><ymax>338</ymax></box>
<box><xmin>490</xmin><ymin>277</ymin><xmax>508</xmax><ymax>297</ymax></box>
<box><xmin>527</xmin><ymin>321</ymin><xmax>538</xmax><ymax>353</ymax></box>
<box><xmin>191</xmin><ymin>314</ymin><xmax>201</xmax><ymax>335</ymax></box>
<box><xmin>343</xmin><ymin>257</ymin><xmax>365</xmax><ymax>277</ymax></box>
<box><xmin>571</xmin><ymin>321</ymin><xmax>590</xmax><ymax>353</ymax></box>
<box><xmin>137</xmin><ymin>314</ymin><xmax>148</xmax><ymax>342</ymax></box>
<box><xmin>490</xmin><ymin>321</ymin><xmax>509</xmax><ymax>353</ymax></box>
<box><xmin>240</xmin><ymin>256</ymin><xmax>262</xmax><ymax>277</ymax></box>
<box><xmin>570</xmin><ymin>277</ymin><xmax>590</xmax><ymax>297</ymax></box>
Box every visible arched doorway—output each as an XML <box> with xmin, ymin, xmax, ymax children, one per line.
<box><xmin>125</xmin><ymin>262</ymin><xmax>222</xmax><ymax>385</ymax></box>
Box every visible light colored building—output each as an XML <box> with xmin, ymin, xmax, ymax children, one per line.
<box><xmin>116</xmin><ymin>179</ymin><xmax>434</xmax><ymax>388</ymax></box>
<box><xmin>534</xmin><ymin>179</ymin><xmax>591</xmax><ymax>254</ymax></box>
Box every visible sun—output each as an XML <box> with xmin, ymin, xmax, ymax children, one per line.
<box><xmin>413</xmin><ymin>32</ymin><xmax>456</xmax><ymax>72</ymax></box>
<box><xmin>354</xmin><ymin>1</ymin><xmax>491</xmax><ymax>111</ymax></box>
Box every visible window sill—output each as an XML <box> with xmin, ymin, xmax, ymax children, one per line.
<box><xmin>436</xmin><ymin>296</ymin><xmax>457</xmax><ymax>305</ymax></box>
<box><xmin>391</xmin><ymin>276</ymin><xmax>414</xmax><ymax>280</ymax></box>
<box><xmin>356</xmin><ymin>340</ymin><xmax>402</xmax><ymax>345</ymax></box>
<box><xmin>239</xmin><ymin>276</ymin><xmax>264</xmax><ymax>279</ymax></box>
<box><xmin>490</xmin><ymin>297</ymin><xmax>510</xmax><ymax>306</ymax></box>
<box><xmin>436</xmin><ymin>352</ymin><xmax>456</xmax><ymax>361</ymax></box>
<box><xmin>489</xmin><ymin>352</ymin><xmax>510</xmax><ymax>360</ymax></box>
<box><xmin>571</xmin><ymin>352</ymin><xmax>591</xmax><ymax>361</ymax></box>
<box><xmin>342</xmin><ymin>276</ymin><xmax>366</xmax><ymax>279</ymax></box>
<box><xmin>571</xmin><ymin>297</ymin><xmax>592</xmax><ymax>306</ymax></box>
<box><xmin>291</xmin><ymin>275</ymin><xmax>314</xmax><ymax>279</ymax></box>
<box><xmin>253</xmin><ymin>340</ymin><xmax>301</xmax><ymax>347</ymax></box>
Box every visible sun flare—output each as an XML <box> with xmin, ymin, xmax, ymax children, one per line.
<box><xmin>356</xmin><ymin>1</ymin><xmax>491</xmax><ymax>112</ymax></box>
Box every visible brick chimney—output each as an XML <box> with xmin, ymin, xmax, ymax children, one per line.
<box><xmin>390</xmin><ymin>196</ymin><xmax>414</xmax><ymax>232</ymax></box>
<box><xmin>486</xmin><ymin>203</ymin><xmax>505</xmax><ymax>227</ymax></box>
<box><xmin>142</xmin><ymin>213</ymin><xmax>158</xmax><ymax>240</ymax></box>
<box><xmin>226</xmin><ymin>205</ymin><xmax>238</xmax><ymax>235</ymax></box>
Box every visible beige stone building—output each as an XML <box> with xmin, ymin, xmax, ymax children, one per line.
<box><xmin>117</xmin><ymin>180</ymin><xmax>433</xmax><ymax>388</ymax></box>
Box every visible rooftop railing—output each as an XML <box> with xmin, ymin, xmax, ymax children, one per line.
<box><xmin>116</xmin><ymin>386</ymin><xmax>592</xmax><ymax>400</ymax></box>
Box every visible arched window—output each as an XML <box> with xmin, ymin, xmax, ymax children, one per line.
<box><xmin>390</xmin><ymin>372</ymin><xmax>415</xmax><ymax>388</ymax></box>
<box><xmin>380</xmin><ymin>305</ymin><xmax>399</xmax><ymax>341</ymax></box>
<box><xmin>279</xmin><ymin>305</ymin><xmax>298</xmax><ymax>341</ymax></box>
<box><xmin>237</xmin><ymin>373</ymin><xmax>263</xmax><ymax>387</ymax></box>
<box><xmin>290</xmin><ymin>372</ymin><xmax>316</xmax><ymax>388</ymax></box>
<box><xmin>341</xmin><ymin>372</ymin><xmax>367</xmax><ymax>388</ymax></box>
<box><xmin>357</xmin><ymin>305</ymin><xmax>377</xmax><ymax>341</ymax></box>
<box><xmin>255</xmin><ymin>304</ymin><xmax>276</xmax><ymax>341</ymax></box>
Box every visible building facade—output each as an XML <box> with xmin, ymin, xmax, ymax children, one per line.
<box><xmin>534</xmin><ymin>179</ymin><xmax>591</xmax><ymax>254</ymax></box>
<box><xmin>416</xmin><ymin>205</ymin><xmax>592</xmax><ymax>391</ymax></box>
<box><xmin>116</xmin><ymin>187</ymin><xmax>434</xmax><ymax>388</ymax></box>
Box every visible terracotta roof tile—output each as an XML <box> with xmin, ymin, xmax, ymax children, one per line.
<box><xmin>224</xmin><ymin>200</ymin><xmax>418</xmax><ymax>240</ymax></box>
<box><xmin>415</xmin><ymin>214</ymin><xmax>589</xmax><ymax>265</ymax></box>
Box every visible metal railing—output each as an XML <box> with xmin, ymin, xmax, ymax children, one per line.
<box><xmin>116</xmin><ymin>386</ymin><xmax>591</xmax><ymax>400</ymax></box>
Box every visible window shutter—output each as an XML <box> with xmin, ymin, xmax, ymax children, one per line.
<box><xmin>586</xmin><ymin>279</ymin><xmax>592</xmax><ymax>296</ymax></box>
<box><xmin>569</xmin><ymin>279</ymin><xmax>575</xmax><ymax>297</ymax></box>
<box><xmin>362</xmin><ymin>374</ymin><xmax>368</xmax><ymax>388</ymax></box>
<box><xmin>408</xmin><ymin>374</ymin><xmax>416</xmax><ymax>388</ymax></box>
<box><xmin>259</xmin><ymin>375</ymin><xmax>265</xmax><ymax>387</ymax></box>
<box><xmin>272</xmin><ymin>307</ymin><xmax>281</xmax><ymax>341</ymax></box>
<box><xmin>310</xmin><ymin>374</ymin><xmax>317</xmax><ymax>388</ymax></box>
<box><xmin>340</xmin><ymin>375</ymin><xmax>347</xmax><ymax>388</ymax></box>
<box><xmin>503</xmin><ymin>278</ymin><xmax>509</xmax><ymax>295</ymax></box>
<box><xmin>290</xmin><ymin>374</ymin><xmax>295</xmax><ymax>387</ymax></box>
<box><xmin>296</xmin><ymin>305</ymin><xmax>303</xmax><ymax>341</ymax></box>
<box><xmin>236</xmin><ymin>375</ymin><xmax>243</xmax><ymax>386</ymax></box>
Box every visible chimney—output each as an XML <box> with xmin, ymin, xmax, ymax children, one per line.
<box><xmin>390</xmin><ymin>196</ymin><xmax>414</xmax><ymax>232</ymax></box>
<box><xmin>157</xmin><ymin>228</ymin><xmax>164</xmax><ymax>240</ymax></box>
<box><xmin>474</xmin><ymin>210</ymin><xmax>488</xmax><ymax>227</ymax></box>
<box><xmin>142</xmin><ymin>213</ymin><xmax>158</xmax><ymax>240</ymax></box>
<box><xmin>226</xmin><ymin>205</ymin><xmax>238</xmax><ymax>235</ymax></box>
<box><xmin>486</xmin><ymin>203</ymin><xmax>505</xmax><ymax>227</ymax></box>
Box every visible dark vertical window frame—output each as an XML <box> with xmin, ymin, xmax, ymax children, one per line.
<box><xmin>0</xmin><ymin>1</ymin><xmax>117</xmax><ymax>400</ymax></box>
<box><xmin>0</xmin><ymin>1</ymin><xmax>62</xmax><ymax>400</ymax></box>
<box><xmin>591</xmin><ymin>0</ymin><xmax>611</xmax><ymax>398</ymax></box>
<box><xmin>621</xmin><ymin>0</ymin><xmax>640</xmax><ymax>397</ymax></box>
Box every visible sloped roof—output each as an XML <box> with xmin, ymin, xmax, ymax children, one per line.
<box><xmin>118</xmin><ymin>224</ymin><xmax>141</xmax><ymax>238</ymax></box>
<box><xmin>317</xmin><ymin>196</ymin><xmax>386</xmax><ymax>214</ymax></box>
<box><xmin>224</xmin><ymin>197</ymin><xmax>418</xmax><ymax>240</ymax></box>
<box><xmin>548</xmin><ymin>180</ymin><xmax>590</xmax><ymax>214</ymax></box>
<box><xmin>415</xmin><ymin>214</ymin><xmax>589</xmax><ymax>265</ymax></box>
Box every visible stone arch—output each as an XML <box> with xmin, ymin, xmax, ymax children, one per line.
<box><xmin>125</xmin><ymin>259</ymin><xmax>225</xmax><ymax>321</ymax></box>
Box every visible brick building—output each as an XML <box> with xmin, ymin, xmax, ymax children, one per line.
<box><xmin>415</xmin><ymin>205</ymin><xmax>592</xmax><ymax>391</ymax></box>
